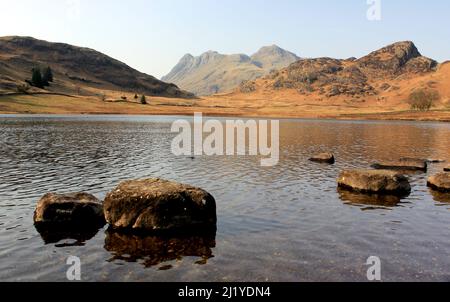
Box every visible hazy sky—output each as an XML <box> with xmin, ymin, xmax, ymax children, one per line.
<box><xmin>1</xmin><ymin>0</ymin><xmax>449</xmax><ymax>78</ymax></box>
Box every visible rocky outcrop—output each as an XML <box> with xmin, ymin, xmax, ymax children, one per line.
<box><xmin>337</xmin><ymin>169</ymin><xmax>411</xmax><ymax>195</ymax></box>
<box><xmin>240</xmin><ymin>41</ymin><xmax>438</xmax><ymax>99</ymax></box>
<box><xmin>427</xmin><ymin>173</ymin><xmax>450</xmax><ymax>192</ymax></box>
<box><xmin>34</xmin><ymin>192</ymin><xmax>105</xmax><ymax>226</ymax></box>
<box><xmin>309</xmin><ymin>152</ymin><xmax>335</xmax><ymax>164</ymax></box>
<box><xmin>104</xmin><ymin>178</ymin><xmax>217</xmax><ymax>232</ymax></box>
<box><xmin>371</xmin><ymin>158</ymin><xmax>427</xmax><ymax>172</ymax></box>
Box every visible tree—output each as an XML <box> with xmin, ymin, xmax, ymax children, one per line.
<box><xmin>408</xmin><ymin>88</ymin><xmax>440</xmax><ymax>111</ymax></box>
<box><xmin>134</xmin><ymin>94</ymin><xmax>138</xmax><ymax>100</ymax></box>
<box><xmin>42</xmin><ymin>66</ymin><xmax>53</xmax><ymax>84</ymax></box>
<box><xmin>140</xmin><ymin>95</ymin><xmax>147</xmax><ymax>105</ymax></box>
<box><xmin>31</xmin><ymin>68</ymin><xmax>44</xmax><ymax>88</ymax></box>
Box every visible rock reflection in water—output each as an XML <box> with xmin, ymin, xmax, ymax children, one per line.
<box><xmin>430</xmin><ymin>189</ymin><xmax>450</xmax><ymax>204</ymax></box>
<box><xmin>338</xmin><ymin>188</ymin><xmax>407</xmax><ymax>209</ymax></box>
<box><xmin>104</xmin><ymin>229</ymin><xmax>216</xmax><ymax>269</ymax></box>
<box><xmin>35</xmin><ymin>224</ymin><xmax>102</xmax><ymax>247</ymax></box>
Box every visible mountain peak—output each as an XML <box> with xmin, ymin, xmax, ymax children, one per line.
<box><xmin>163</xmin><ymin>45</ymin><xmax>300</xmax><ymax>96</ymax></box>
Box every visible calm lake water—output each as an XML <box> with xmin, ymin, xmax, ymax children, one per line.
<box><xmin>0</xmin><ymin>115</ymin><xmax>449</xmax><ymax>282</ymax></box>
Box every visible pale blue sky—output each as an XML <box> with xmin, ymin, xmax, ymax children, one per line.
<box><xmin>0</xmin><ymin>0</ymin><xmax>449</xmax><ymax>78</ymax></box>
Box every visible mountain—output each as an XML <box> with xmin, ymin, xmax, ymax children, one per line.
<box><xmin>237</xmin><ymin>41</ymin><xmax>441</xmax><ymax>99</ymax></box>
<box><xmin>162</xmin><ymin>45</ymin><xmax>299</xmax><ymax>96</ymax></box>
<box><xmin>0</xmin><ymin>36</ymin><xmax>193</xmax><ymax>98</ymax></box>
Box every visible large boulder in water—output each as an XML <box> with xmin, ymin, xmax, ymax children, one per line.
<box><xmin>103</xmin><ymin>178</ymin><xmax>217</xmax><ymax>232</ymax></box>
<box><xmin>309</xmin><ymin>152</ymin><xmax>335</xmax><ymax>164</ymax></box>
<box><xmin>427</xmin><ymin>173</ymin><xmax>450</xmax><ymax>193</ymax></box>
<box><xmin>34</xmin><ymin>192</ymin><xmax>105</xmax><ymax>226</ymax></box>
<box><xmin>337</xmin><ymin>169</ymin><xmax>411</xmax><ymax>195</ymax></box>
<box><xmin>371</xmin><ymin>158</ymin><xmax>427</xmax><ymax>172</ymax></box>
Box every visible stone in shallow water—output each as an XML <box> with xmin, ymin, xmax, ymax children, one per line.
<box><xmin>444</xmin><ymin>166</ymin><xmax>450</xmax><ymax>172</ymax></box>
<box><xmin>309</xmin><ymin>152</ymin><xmax>335</xmax><ymax>164</ymax></box>
<box><xmin>427</xmin><ymin>173</ymin><xmax>450</xmax><ymax>193</ymax></box>
<box><xmin>337</xmin><ymin>169</ymin><xmax>411</xmax><ymax>195</ymax></box>
<box><xmin>104</xmin><ymin>178</ymin><xmax>217</xmax><ymax>232</ymax></box>
<box><xmin>371</xmin><ymin>158</ymin><xmax>427</xmax><ymax>172</ymax></box>
<box><xmin>34</xmin><ymin>192</ymin><xmax>105</xmax><ymax>226</ymax></box>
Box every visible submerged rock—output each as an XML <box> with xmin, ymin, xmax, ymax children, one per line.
<box><xmin>34</xmin><ymin>192</ymin><xmax>105</xmax><ymax>227</ymax></box>
<box><xmin>338</xmin><ymin>188</ymin><xmax>402</xmax><ymax>208</ymax></box>
<box><xmin>371</xmin><ymin>158</ymin><xmax>427</xmax><ymax>172</ymax></box>
<box><xmin>427</xmin><ymin>173</ymin><xmax>450</xmax><ymax>193</ymax></box>
<box><xmin>104</xmin><ymin>178</ymin><xmax>217</xmax><ymax>232</ymax></box>
<box><xmin>337</xmin><ymin>169</ymin><xmax>411</xmax><ymax>195</ymax></box>
<box><xmin>309</xmin><ymin>152</ymin><xmax>335</xmax><ymax>164</ymax></box>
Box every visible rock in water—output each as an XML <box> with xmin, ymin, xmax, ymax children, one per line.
<box><xmin>444</xmin><ymin>166</ymin><xmax>450</xmax><ymax>172</ymax></box>
<box><xmin>427</xmin><ymin>173</ymin><xmax>450</xmax><ymax>193</ymax></box>
<box><xmin>309</xmin><ymin>152</ymin><xmax>335</xmax><ymax>164</ymax></box>
<box><xmin>337</xmin><ymin>169</ymin><xmax>411</xmax><ymax>195</ymax></box>
<box><xmin>104</xmin><ymin>178</ymin><xmax>217</xmax><ymax>232</ymax></box>
<box><xmin>371</xmin><ymin>158</ymin><xmax>427</xmax><ymax>172</ymax></box>
<box><xmin>34</xmin><ymin>192</ymin><xmax>105</xmax><ymax>226</ymax></box>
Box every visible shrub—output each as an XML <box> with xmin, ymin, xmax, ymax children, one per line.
<box><xmin>141</xmin><ymin>95</ymin><xmax>147</xmax><ymax>105</ymax></box>
<box><xmin>408</xmin><ymin>88</ymin><xmax>440</xmax><ymax>111</ymax></box>
<box><xmin>16</xmin><ymin>83</ymin><xmax>31</xmax><ymax>94</ymax></box>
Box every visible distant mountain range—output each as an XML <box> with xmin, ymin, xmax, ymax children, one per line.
<box><xmin>162</xmin><ymin>45</ymin><xmax>299</xmax><ymax>96</ymax></box>
<box><xmin>0</xmin><ymin>36</ymin><xmax>193</xmax><ymax>98</ymax></box>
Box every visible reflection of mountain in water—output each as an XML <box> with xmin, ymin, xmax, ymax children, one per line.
<box><xmin>338</xmin><ymin>188</ymin><xmax>409</xmax><ymax>210</ymax></box>
<box><xmin>104</xmin><ymin>229</ymin><xmax>216</xmax><ymax>269</ymax></box>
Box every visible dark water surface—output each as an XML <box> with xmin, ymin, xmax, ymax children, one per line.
<box><xmin>0</xmin><ymin>115</ymin><xmax>449</xmax><ymax>282</ymax></box>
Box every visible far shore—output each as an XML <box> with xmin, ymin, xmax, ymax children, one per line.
<box><xmin>1</xmin><ymin>93</ymin><xmax>450</xmax><ymax>122</ymax></box>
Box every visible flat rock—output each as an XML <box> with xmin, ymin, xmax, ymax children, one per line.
<box><xmin>104</xmin><ymin>178</ymin><xmax>217</xmax><ymax>232</ymax></box>
<box><xmin>427</xmin><ymin>173</ymin><xmax>450</xmax><ymax>192</ymax></box>
<box><xmin>371</xmin><ymin>158</ymin><xmax>427</xmax><ymax>172</ymax></box>
<box><xmin>338</xmin><ymin>169</ymin><xmax>411</xmax><ymax>195</ymax></box>
<box><xmin>34</xmin><ymin>192</ymin><xmax>105</xmax><ymax>226</ymax></box>
<box><xmin>309</xmin><ymin>152</ymin><xmax>335</xmax><ymax>164</ymax></box>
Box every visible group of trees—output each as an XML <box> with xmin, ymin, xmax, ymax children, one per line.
<box><xmin>134</xmin><ymin>93</ymin><xmax>147</xmax><ymax>104</ymax></box>
<box><xmin>29</xmin><ymin>66</ymin><xmax>53</xmax><ymax>88</ymax></box>
<box><xmin>408</xmin><ymin>88</ymin><xmax>440</xmax><ymax>111</ymax></box>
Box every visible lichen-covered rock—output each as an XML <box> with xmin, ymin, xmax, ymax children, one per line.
<box><xmin>427</xmin><ymin>173</ymin><xmax>450</xmax><ymax>193</ymax></box>
<box><xmin>309</xmin><ymin>152</ymin><xmax>335</xmax><ymax>164</ymax></box>
<box><xmin>34</xmin><ymin>192</ymin><xmax>105</xmax><ymax>226</ymax></box>
<box><xmin>337</xmin><ymin>169</ymin><xmax>411</xmax><ymax>195</ymax></box>
<box><xmin>104</xmin><ymin>178</ymin><xmax>217</xmax><ymax>232</ymax></box>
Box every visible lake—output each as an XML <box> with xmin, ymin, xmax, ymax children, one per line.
<box><xmin>0</xmin><ymin>115</ymin><xmax>449</xmax><ymax>282</ymax></box>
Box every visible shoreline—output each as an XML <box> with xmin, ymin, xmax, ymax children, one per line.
<box><xmin>1</xmin><ymin>94</ymin><xmax>450</xmax><ymax>122</ymax></box>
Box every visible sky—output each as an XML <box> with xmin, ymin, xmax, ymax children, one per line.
<box><xmin>0</xmin><ymin>0</ymin><xmax>449</xmax><ymax>78</ymax></box>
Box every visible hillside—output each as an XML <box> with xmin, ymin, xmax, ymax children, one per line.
<box><xmin>219</xmin><ymin>41</ymin><xmax>449</xmax><ymax>113</ymax></box>
<box><xmin>162</xmin><ymin>45</ymin><xmax>299</xmax><ymax>96</ymax></box>
<box><xmin>0</xmin><ymin>36</ymin><xmax>193</xmax><ymax>98</ymax></box>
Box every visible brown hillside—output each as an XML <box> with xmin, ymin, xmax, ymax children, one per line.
<box><xmin>0</xmin><ymin>36</ymin><xmax>193</xmax><ymax>98</ymax></box>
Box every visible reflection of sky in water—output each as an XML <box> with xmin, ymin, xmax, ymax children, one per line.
<box><xmin>0</xmin><ymin>115</ymin><xmax>449</xmax><ymax>281</ymax></box>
